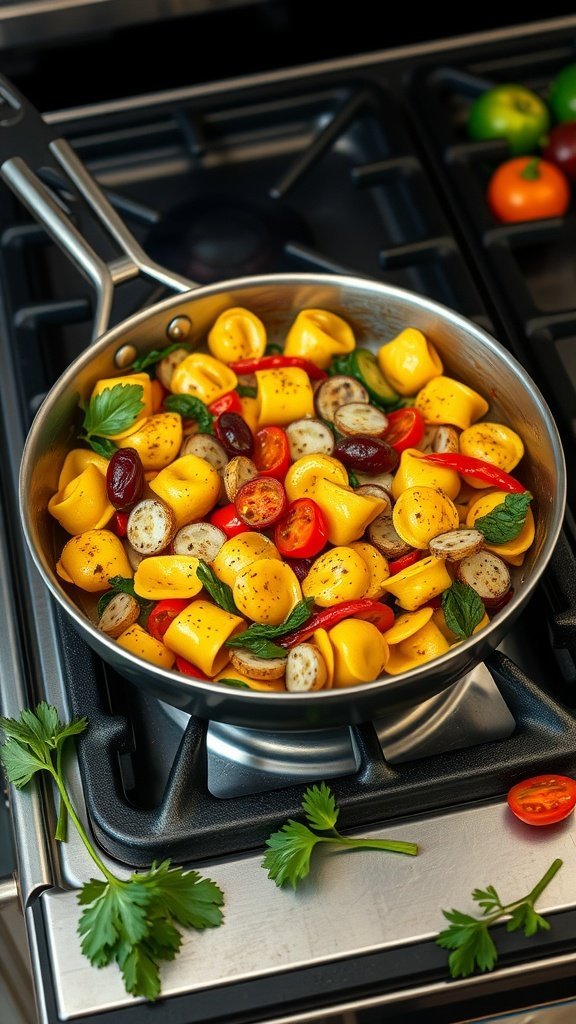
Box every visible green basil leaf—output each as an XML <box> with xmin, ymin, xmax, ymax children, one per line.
<box><xmin>196</xmin><ymin>561</ymin><xmax>237</xmax><ymax>614</ymax></box>
<box><xmin>226</xmin><ymin>636</ymin><xmax>288</xmax><ymax>659</ymax></box>
<box><xmin>131</xmin><ymin>342</ymin><xmax>190</xmax><ymax>374</ymax></box>
<box><xmin>475</xmin><ymin>492</ymin><xmax>532</xmax><ymax>545</ymax></box>
<box><xmin>442</xmin><ymin>581</ymin><xmax>485</xmax><ymax>641</ymax></box>
<box><xmin>164</xmin><ymin>394</ymin><xmax>214</xmax><ymax>434</ymax></box>
<box><xmin>82</xmin><ymin>383</ymin><xmax>144</xmax><ymax>440</ymax></box>
<box><xmin>85</xmin><ymin>436</ymin><xmax>117</xmax><ymax>458</ymax></box>
<box><xmin>225</xmin><ymin>598</ymin><xmax>314</xmax><ymax>657</ymax></box>
<box><xmin>216</xmin><ymin>678</ymin><xmax>252</xmax><ymax>690</ymax></box>
<box><xmin>236</xmin><ymin>384</ymin><xmax>257</xmax><ymax>398</ymax></box>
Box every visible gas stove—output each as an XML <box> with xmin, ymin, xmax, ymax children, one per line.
<box><xmin>2</xmin><ymin>14</ymin><xmax>576</xmax><ymax>1024</ymax></box>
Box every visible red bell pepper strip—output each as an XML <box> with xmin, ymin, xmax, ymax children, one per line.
<box><xmin>387</xmin><ymin>550</ymin><xmax>422</xmax><ymax>576</ymax></box>
<box><xmin>278</xmin><ymin>598</ymin><xmax>394</xmax><ymax>648</ymax></box>
<box><xmin>420</xmin><ymin>453</ymin><xmax>525</xmax><ymax>493</ymax></box>
<box><xmin>208</xmin><ymin>390</ymin><xmax>243</xmax><ymax>416</ymax></box>
<box><xmin>174</xmin><ymin>655</ymin><xmax>210</xmax><ymax>680</ymax></box>
<box><xmin>228</xmin><ymin>355</ymin><xmax>328</xmax><ymax>380</ymax></box>
<box><xmin>209</xmin><ymin>503</ymin><xmax>250</xmax><ymax>538</ymax></box>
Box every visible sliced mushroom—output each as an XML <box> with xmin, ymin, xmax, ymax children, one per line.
<box><xmin>98</xmin><ymin>592</ymin><xmax>140</xmax><ymax>638</ymax></box>
<box><xmin>433</xmin><ymin>425</ymin><xmax>460</xmax><ymax>454</ymax></box>
<box><xmin>156</xmin><ymin>347</ymin><xmax>190</xmax><ymax>390</ymax></box>
<box><xmin>429</xmin><ymin>528</ymin><xmax>484</xmax><ymax>562</ymax></box>
<box><xmin>124</xmin><ymin>541</ymin><xmax>146</xmax><ymax>572</ymax></box>
<box><xmin>229</xmin><ymin>648</ymin><xmax>287</xmax><ymax>680</ymax></box>
<box><xmin>173</xmin><ymin>522</ymin><xmax>227</xmax><ymax>563</ymax></box>
<box><xmin>180</xmin><ymin>432</ymin><xmax>229</xmax><ymax>472</ymax></box>
<box><xmin>416</xmin><ymin>424</ymin><xmax>438</xmax><ymax>453</ymax></box>
<box><xmin>285</xmin><ymin>417</ymin><xmax>335</xmax><ymax>459</ymax></box>
<box><xmin>355</xmin><ymin>484</ymin><xmax>392</xmax><ymax>513</ymax></box>
<box><xmin>355</xmin><ymin>469</ymin><xmax>395</xmax><ymax>494</ymax></box>
<box><xmin>456</xmin><ymin>550</ymin><xmax>511</xmax><ymax>606</ymax></box>
<box><xmin>127</xmin><ymin>498</ymin><xmax>176</xmax><ymax>555</ymax></box>
<box><xmin>314</xmin><ymin>375</ymin><xmax>369</xmax><ymax>422</ymax></box>
<box><xmin>334</xmin><ymin>402</ymin><xmax>388</xmax><ymax>438</ymax></box>
<box><xmin>223</xmin><ymin>455</ymin><xmax>259</xmax><ymax>502</ymax></box>
<box><xmin>285</xmin><ymin>643</ymin><xmax>328</xmax><ymax>692</ymax></box>
<box><xmin>367</xmin><ymin>513</ymin><xmax>412</xmax><ymax>559</ymax></box>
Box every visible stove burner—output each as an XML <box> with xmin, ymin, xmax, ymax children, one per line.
<box><xmin>146</xmin><ymin>192</ymin><xmax>313</xmax><ymax>283</ymax></box>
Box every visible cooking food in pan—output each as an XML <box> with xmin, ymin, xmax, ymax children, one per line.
<box><xmin>46</xmin><ymin>306</ymin><xmax>536</xmax><ymax>692</ymax></box>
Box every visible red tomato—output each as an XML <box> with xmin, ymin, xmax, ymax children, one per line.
<box><xmin>174</xmin><ymin>655</ymin><xmax>210</xmax><ymax>680</ymax></box>
<box><xmin>387</xmin><ymin>550</ymin><xmax>422</xmax><ymax>575</ymax></box>
<box><xmin>487</xmin><ymin>157</ymin><xmax>571</xmax><ymax>223</ymax></box>
<box><xmin>383</xmin><ymin>407</ymin><xmax>425</xmax><ymax>452</ymax></box>
<box><xmin>507</xmin><ymin>774</ymin><xmax>576</xmax><ymax>826</ymax></box>
<box><xmin>235</xmin><ymin>477</ymin><xmax>287</xmax><ymax>528</ymax></box>
<box><xmin>208</xmin><ymin>391</ymin><xmax>242</xmax><ymax>416</ymax></box>
<box><xmin>209</xmin><ymin>503</ymin><xmax>250</xmax><ymax>538</ymax></box>
<box><xmin>253</xmin><ymin>426</ymin><xmax>291</xmax><ymax>480</ymax></box>
<box><xmin>147</xmin><ymin>599</ymin><xmax>191</xmax><ymax>642</ymax></box>
<box><xmin>274</xmin><ymin>498</ymin><xmax>328</xmax><ymax>558</ymax></box>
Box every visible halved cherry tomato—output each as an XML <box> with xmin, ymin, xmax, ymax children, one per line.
<box><xmin>174</xmin><ymin>655</ymin><xmax>210</xmax><ymax>680</ymax></box>
<box><xmin>279</xmin><ymin>598</ymin><xmax>394</xmax><ymax>648</ymax></box>
<box><xmin>209</xmin><ymin>503</ymin><xmax>250</xmax><ymax>538</ymax></box>
<box><xmin>507</xmin><ymin>774</ymin><xmax>576</xmax><ymax>826</ymax></box>
<box><xmin>208</xmin><ymin>390</ymin><xmax>243</xmax><ymax>416</ymax></box>
<box><xmin>147</xmin><ymin>598</ymin><xmax>192</xmax><ymax>642</ymax></box>
<box><xmin>253</xmin><ymin>426</ymin><xmax>291</xmax><ymax>480</ymax></box>
<box><xmin>274</xmin><ymin>498</ymin><xmax>328</xmax><ymax>559</ymax></box>
<box><xmin>387</xmin><ymin>550</ymin><xmax>422</xmax><ymax>575</ymax></box>
<box><xmin>235</xmin><ymin>477</ymin><xmax>287</xmax><ymax>528</ymax></box>
<box><xmin>382</xmin><ymin>407</ymin><xmax>425</xmax><ymax>453</ymax></box>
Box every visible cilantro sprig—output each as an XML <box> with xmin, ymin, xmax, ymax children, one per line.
<box><xmin>79</xmin><ymin>383</ymin><xmax>145</xmax><ymax>457</ymax></box>
<box><xmin>442</xmin><ymin>581</ymin><xmax>485</xmax><ymax>641</ymax></box>
<box><xmin>262</xmin><ymin>782</ymin><xmax>418</xmax><ymax>890</ymax></box>
<box><xmin>225</xmin><ymin>598</ymin><xmax>314</xmax><ymax>659</ymax></box>
<box><xmin>475</xmin><ymin>491</ymin><xmax>532</xmax><ymax>545</ymax></box>
<box><xmin>0</xmin><ymin>704</ymin><xmax>224</xmax><ymax>1001</ymax></box>
<box><xmin>437</xmin><ymin>858</ymin><xmax>562</xmax><ymax>978</ymax></box>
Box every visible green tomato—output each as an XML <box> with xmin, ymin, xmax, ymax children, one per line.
<box><xmin>468</xmin><ymin>84</ymin><xmax>550</xmax><ymax>156</ymax></box>
<box><xmin>549</xmin><ymin>63</ymin><xmax>576</xmax><ymax>123</ymax></box>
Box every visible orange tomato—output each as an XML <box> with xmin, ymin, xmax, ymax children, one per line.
<box><xmin>487</xmin><ymin>156</ymin><xmax>570</xmax><ymax>223</ymax></box>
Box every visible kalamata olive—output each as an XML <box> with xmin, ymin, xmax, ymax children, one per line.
<box><xmin>106</xmin><ymin>447</ymin><xmax>145</xmax><ymax>510</ymax></box>
<box><xmin>334</xmin><ymin>435</ymin><xmax>399</xmax><ymax>474</ymax></box>
<box><xmin>286</xmin><ymin>557</ymin><xmax>315</xmax><ymax>583</ymax></box>
<box><xmin>214</xmin><ymin>412</ymin><xmax>254</xmax><ymax>456</ymax></box>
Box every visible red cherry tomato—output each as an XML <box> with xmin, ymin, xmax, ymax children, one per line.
<box><xmin>208</xmin><ymin>390</ymin><xmax>243</xmax><ymax>416</ymax></box>
<box><xmin>235</xmin><ymin>477</ymin><xmax>287</xmax><ymax>528</ymax></box>
<box><xmin>209</xmin><ymin>503</ymin><xmax>250</xmax><ymax>538</ymax></box>
<box><xmin>387</xmin><ymin>550</ymin><xmax>422</xmax><ymax>575</ymax></box>
<box><xmin>147</xmin><ymin>598</ymin><xmax>191</xmax><ymax>642</ymax></box>
<box><xmin>174</xmin><ymin>655</ymin><xmax>210</xmax><ymax>680</ymax></box>
<box><xmin>274</xmin><ymin>498</ymin><xmax>329</xmax><ymax>559</ymax></box>
<box><xmin>253</xmin><ymin>426</ymin><xmax>291</xmax><ymax>480</ymax></box>
<box><xmin>382</xmin><ymin>407</ymin><xmax>425</xmax><ymax>453</ymax></box>
<box><xmin>507</xmin><ymin>774</ymin><xmax>576</xmax><ymax>826</ymax></box>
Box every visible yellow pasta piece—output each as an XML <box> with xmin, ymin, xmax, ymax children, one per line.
<box><xmin>163</xmin><ymin>599</ymin><xmax>244</xmax><ymax>676</ymax></box>
<box><xmin>329</xmin><ymin>620</ymin><xmax>389</xmax><ymax>687</ymax></box>
<box><xmin>56</xmin><ymin>529</ymin><xmax>133</xmax><ymax>592</ymax></box>
<box><xmin>415</xmin><ymin>375</ymin><xmax>489</xmax><ymax>430</ymax></box>
<box><xmin>208</xmin><ymin>307</ymin><xmax>267</xmax><ymax>363</ymax></box>
<box><xmin>377</xmin><ymin>328</ymin><xmax>443</xmax><ymax>395</ymax></box>
<box><xmin>233</xmin><ymin>558</ymin><xmax>301</xmax><ymax>625</ymax></box>
<box><xmin>170</xmin><ymin>352</ymin><xmax>238</xmax><ymax>404</ymax></box>
<box><xmin>392</xmin><ymin>486</ymin><xmax>459</xmax><ymax>549</ymax></box>
<box><xmin>385</xmin><ymin>620</ymin><xmax>450</xmax><ymax>675</ymax></box>
<box><xmin>459</xmin><ymin>423</ymin><xmax>524</xmax><ymax>486</ymax></box>
<box><xmin>380</xmin><ymin>554</ymin><xmax>452</xmax><ymax>611</ymax></box>
<box><xmin>48</xmin><ymin>462</ymin><xmax>114</xmax><ymax>535</ymax></box>
<box><xmin>284</xmin><ymin>453</ymin><xmax>348</xmax><ymax>502</ymax></box>
<box><xmin>133</xmin><ymin>555</ymin><xmax>203</xmax><ymax>600</ymax></box>
<box><xmin>149</xmin><ymin>454</ymin><xmax>221</xmax><ymax>528</ymax></box>
<box><xmin>120</xmin><ymin>412</ymin><xmax>182</xmax><ymax>470</ymax></box>
<box><xmin>391</xmin><ymin>447</ymin><xmax>461</xmax><ymax>501</ymax></box>
<box><xmin>57</xmin><ymin>449</ymin><xmax>110</xmax><ymax>491</ymax></box>
<box><xmin>382</xmin><ymin>607</ymin><xmax>434</xmax><ymax>645</ymax></box>
<box><xmin>311</xmin><ymin>628</ymin><xmax>335</xmax><ymax>689</ymax></box>
<box><xmin>90</xmin><ymin>372</ymin><xmax>153</xmax><ymax>440</ymax></box>
<box><xmin>116</xmin><ymin>623</ymin><xmax>176</xmax><ymax>670</ymax></box>
<box><xmin>239</xmin><ymin>395</ymin><xmax>259</xmax><ymax>434</ymax></box>
<box><xmin>256</xmin><ymin>367</ymin><xmax>314</xmax><ymax>428</ymax></box>
<box><xmin>284</xmin><ymin>308</ymin><xmax>355</xmax><ymax>369</ymax></box>
<box><xmin>213</xmin><ymin>668</ymin><xmax>285</xmax><ymax>692</ymax></box>
<box><xmin>212</xmin><ymin>532</ymin><xmax>280</xmax><ymax>589</ymax></box>
<box><xmin>302</xmin><ymin>546</ymin><xmax>370</xmax><ymax>607</ymax></box>
<box><xmin>349</xmin><ymin>541</ymin><xmax>390</xmax><ymax>599</ymax></box>
<box><xmin>313</xmin><ymin>478</ymin><xmax>386</xmax><ymax>545</ymax></box>
<box><xmin>432</xmin><ymin>607</ymin><xmax>491</xmax><ymax>645</ymax></box>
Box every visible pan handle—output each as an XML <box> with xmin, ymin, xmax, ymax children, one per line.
<box><xmin>0</xmin><ymin>76</ymin><xmax>196</xmax><ymax>342</ymax></box>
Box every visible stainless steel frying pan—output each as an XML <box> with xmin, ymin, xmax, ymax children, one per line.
<box><xmin>0</xmin><ymin>75</ymin><xmax>566</xmax><ymax>730</ymax></box>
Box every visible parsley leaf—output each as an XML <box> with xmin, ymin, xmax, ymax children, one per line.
<box><xmin>262</xmin><ymin>782</ymin><xmax>418</xmax><ymax>890</ymax></box>
<box><xmin>164</xmin><ymin>394</ymin><xmax>214</xmax><ymax>434</ymax></box>
<box><xmin>0</xmin><ymin>704</ymin><xmax>225</xmax><ymax>1002</ymax></box>
<box><xmin>475</xmin><ymin>491</ymin><xmax>532</xmax><ymax>545</ymax></box>
<box><xmin>226</xmin><ymin>598</ymin><xmax>314</xmax><ymax>658</ymax></box>
<box><xmin>441</xmin><ymin>581</ymin><xmax>485</xmax><ymax>641</ymax></box>
<box><xmin>437</xmin><ymin>858</ymin><xmax>562</xmax><ymax>979</ymax></box>
<box><xmin>79</xmin><ymin>384</ymin><xmax>145</xmax><ymax>455</ymax></box>
<box><xmin>196</xmin><ymin>560</ymin><xmax>238</xmax><ymax>614</ymax></box>
<box><xmin>131</xmin><ymin>342</ymin><xmax>190</xmax><ymax>374</ymax></box>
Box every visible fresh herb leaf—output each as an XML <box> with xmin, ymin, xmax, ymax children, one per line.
<box><xmin>0</xmin><ymin>704</ymin><xmax>225</xmax><ymax>1002</ymax></box>
<box><xmin>437</xmin><ymin>858</ymin><xmax>562</xmax><ymax>979</ymax></box>
<box><xmin>79</xmin><ymin>384</ymin><xmax>144</xmax><ymax>455</ymax></box>
<box><xmin>216</xmin><ymin>678</ymin><xmax>252</xmax><ymax>690</ymax></box>
<box><xmin>196</xmin><ymin>560</ymin><xmax>237</xmax><ymax>614</ymax></box>
<box><xmin>236</xmin><ymin>384</ymin><xmax>257</xmax><ymax>398</ymax></box>
<box><xmin>262</xmin><ymin>782</ymin><xmax>418</xmax><ymax>890</ymax></box>
<box><xmin>442</xmin><ymin>581</ymin><xmax>485</xmax><ymax>641</ymax></box>
<box><xmin>475</xmin><ymin>491</ymin><xmax>532</xmax><ymax>545</ymax></box>
<box><xmin>225</xmin><ymin>598</ymin><xmax>314</xmax><ymax>658</ymax></box>
<box><xmin>265</xmin><ymin>343</ymin><xmax>283</xmax><ymax>355</ymax></box>
<box><xmin>348</xmin><ymin>469</ymin><xmax>360</xmax><ymax>488</ymax></box>
<box><xmin>164</xmin><ymin>394</ymin><xmax>214</xmax><ymax>434</ymax></box>
<box><xmin>131</xmin><ymin>342</ymin><xmax>190</xmax><ymax>374</ymax></box>
<box><xmin>96</xmin><ymin>576</ymin><xmax>154</xmax><ymax>625</ymax></box>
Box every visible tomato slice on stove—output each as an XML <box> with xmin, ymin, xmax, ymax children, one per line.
<box><xmin>274</xmin><ymin>498</ymin><xmax>328</xmax><ymax>558</ymax></box>
<box><xmin>382</xmin><ymin>407</ymin><xmax>425</xmax><ymax>453</ymax></box>
<box><xmin>253</xmin><ymin>426</ymin><xmax>291</xmax><ymax>480</ymax></box>
<box><xmin>507</xmin><ymin>774</ymin><xmax>576</xmax><ymax>826</ymax></box>
<box><xmin>235</xmin><ymin>477</ymin><xmax>287</xmax><ymax>528</ymax></box>
<box><xmin>147</xmin><ymin>598</ymin><xmax>191</xmax><ymax>642</ymax></box>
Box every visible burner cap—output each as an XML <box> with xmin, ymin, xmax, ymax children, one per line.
<box><xmin>146</xmin><ymin>193</ymin><xmax>312</xmax><ymax>283</ymax></box>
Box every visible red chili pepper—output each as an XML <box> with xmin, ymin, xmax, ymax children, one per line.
<box><xmin>208</xmin><ymin>390</ymin><xmax>243</xmax><ymax>416</ymax></box>
<box><xmin>174</xmin><ymin>655</ymin><xmax>210</xmax><ymax>680</ymax></box>
<box><xmin>228</xmin><ymin>355</ymin><xmax>328</xmax><ymax>380</ymax></box>
<box><xmin>420</xmin><ymin>453</ymin><xmax>525</xmax><ymax>493</ymax></box>
<box><xmin>209</xmin><ymin>503</ymin><xmax>250</xmax><ymax>538</ymax></box>
<box><xmin>112</xmin><ymin>511</ymin><xmax>130</xmax><ymax>537</ymax></box>
<box><xmin>278</xmin><ymin>599</ymin><xmax>394</xmax><ymax>648</ymax></box>
<box><xmin>387</xmin><ymin>550</ymin><xmax>422</xmax><ymax>576</ymax></box>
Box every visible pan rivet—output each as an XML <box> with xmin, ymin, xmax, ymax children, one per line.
<box><xmin>167</xmin><ymin>315</ymin><xmax>192</xmax><ymax>341</ymax></box>
<box><xmin>114</xmin><ymin>344</ymin><xmax>138</xmax><ymax>368</ymax></box>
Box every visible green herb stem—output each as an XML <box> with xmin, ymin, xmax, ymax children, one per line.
<box><xmin>50</xmin><ymin>767</ymin><xmax>117</xmax><ymax>884</ymax></box>
<box><xmin>328</xmin><ymin>834</ymin><xmax>419</xmax><ymax>857</ymax></box>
